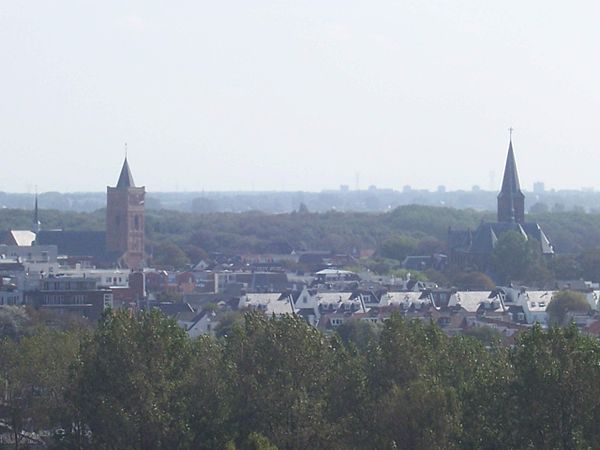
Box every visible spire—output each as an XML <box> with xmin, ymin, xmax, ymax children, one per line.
<box><xmin>497</xmin><ymin>134</ymin><xmax>525</xmax><ymax>223</ymax></box>
<box><xmin>116</xmin><ymin>157</ymin><xmax>135</xmax><ymax>188</ymax></box>
<box><xmin>500</xmin><ymin>139</ymin><xmax>522</xmax><ymax>196</ymax></box>
<box><xmin>33</xmin><ymin>190</ymin><xmax>41</xmax><ymax>233</ymax></box>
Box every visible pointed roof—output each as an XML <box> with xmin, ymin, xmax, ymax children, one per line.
<box><xmin>33</xmin><ymin>193</ymin><xmax>40</xmax><ymax>232</ymax></box>
<box><xmin>499</xmin><ymin>140</ymin><xmax>522</xmax><ymax>196</ymax></box>
<box><xmin>116</xmin><ymin>157</ymin><xmax>135</xmax><ymax>188</ymax></box>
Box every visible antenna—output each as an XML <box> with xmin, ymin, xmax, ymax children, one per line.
<box><xmin>124</xmin><ymin>142</ymin><xmax>128</xmax><ymax>158</ymax></box>
<box><xmin>508</xmin><ymin>127</ymin><xmax>514</xmax><ymax>141</ymax></box>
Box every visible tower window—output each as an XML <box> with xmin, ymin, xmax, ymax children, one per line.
<box><xmin>134</xmin><ymin>215</ymin><xmax>139</xmax><ymax>230</ymax></box>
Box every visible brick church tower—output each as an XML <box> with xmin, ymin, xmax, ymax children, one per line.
<box><xmin>106</xmin><ymin>157</ymin><xmax>145</xmax><ymax>269</ymax></box>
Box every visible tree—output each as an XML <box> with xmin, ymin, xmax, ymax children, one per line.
<box><xmin>463</xmin><ymin>326</ymin><xmax>504</xmax><ymax>346</ymax></box>
<box><xmin>529</xmin><ymin>202</ymin><xmax>549</xmax><ymax>214</ymax></box>
<box><xmin>579</xmin><ymin>248</ymin><xmax>600</xmax><ymax>281</ymax></box>
<box><xmin>0</xmin><ymin>306</ymin><xmax>30</xmax><ymax>340</ymax></box>
<box><xmin>507</xmin><ymin>325</ymin><xmax>600</xmax><ymax>449</ymax></box>
<box><xmin>335</xmin><ymin>318</ymin><xmax>381</xmax><ymax>352</ymax></box>
<box><xmin>366</xmin><ymin>317</ymin><xmax>462</xmax><ymax>448</ymax></box>
<box><xmin>0</xmin><ymin>328</ymin><xmax>82</xmax><ymax>449</ymax></box>
<box><xmin>447</xmin><ymin>270</ymin><xmax>495</xmax><ymax>290</ymax></box>
<box><xmin>546</xmin><ymin>290</ymin><xmax>590</xmax><ymax>326</ymax></box>
<box><xmin>183</xmin><ymin>337</ymin><xmax>235</xmax><ymax>449</ymax></box>
<box><xmin>297</xmin><ymin>202</ymin><xmax>309</xmax><ymax>214</ymax></box>
<box><xmin>550</xmin><ymin>254</ymin><xmax>582</xmax><ymax>280</ymax></box>
<box><xmin>225</xmin><ymin>313</ymin><xmax>335</xmax><ymax>449</ymax></box>
<box><xmin>151</xmin><ymin>241</ymin><xmax>191</xmax><ymax>269</ymax></box>
<box><xmin>73</xmin><ymin>310</ymin><xmax>193</xmax><ymax>449</ymax></box>
<box><xmin>378</xmin><ymin>235</ymin><xmax>419</xmax><ymax>262</ymax></box>
<box><xmin>491</xmin><ymin>231</ymin><xmax>541</xmax><ymax>284</ymax></box>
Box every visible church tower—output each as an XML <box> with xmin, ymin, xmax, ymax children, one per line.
<box><xmin>497</xmin><ymin>138</ymin><xmax>525</xmax><ymax>224</ymax></box>
<box><xmin>106</xmin><ymin>157</ymin><xmax>145</xmax><ymax>269</ymax></box>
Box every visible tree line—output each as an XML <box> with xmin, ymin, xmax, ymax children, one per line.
<box><xmin>4</xmin><ymin>205</ymin><xmax>600</xmax><ymax>279</ymax></box>
<box><xmin>2</xmin><ymin>309</ymin><xmax>600</xmax><ymax>449</ymax></box>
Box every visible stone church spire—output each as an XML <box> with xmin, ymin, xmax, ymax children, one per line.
<box><xmin>116</xmin><ymin>157</ymin><xmax>135</xmax><ymax>189</ymax></box>
<box><xmin>497</xmin><ymin>138</ymin><xmax>525</xmax><ymax>223</ymax></box>
<box><xmin>32</xmin><ymin>191</ymin><xmax>41</xmax><ymax>233</ymax></box>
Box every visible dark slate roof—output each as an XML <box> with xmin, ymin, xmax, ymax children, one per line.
<box><xmin>467</xmin><ymin>221</ymin><xmax>554</xmax><ymax>255</ymax></box>
<box><xmin>36</xmin><ymin>230</ymin><xmax>108</xmax><ymax>260</ymax></box>
<box><xmin>469</xmin><ymin>223</ymin><xmax>498</xmax><ymax>254</ymax></box>
<box><xmin>235</xmin><ymin>272</ymin><xmax>289</xmax><ymax>291</ymax></box>
<box><xmin>116</xmin><ymin>157</ymin><xmax>135</xmax><ymax>188</ymax></box>
<box><xmin>447</xmin><ymin>229</ymin><xmax>472</xmax><ymax>251</ymax></box>
<box><xmin>499</xmin><ymin>140</ymin><xmax>523</xmax><ymax>197</ymax></box>
<box><xmin>154</xmin><ymin>302</ymin><xmax>194</xmax><ymax>317</ymax></box>
<box><xmin>521</xmin><ymin>222</ymin><xmax>554</xmax><ymax>254</ymax></box>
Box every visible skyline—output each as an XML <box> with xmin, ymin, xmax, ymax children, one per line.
<box><xmin>3</xmin><ymin>2</ymin><xmax>600</xmax><ymax>192</ymax></box>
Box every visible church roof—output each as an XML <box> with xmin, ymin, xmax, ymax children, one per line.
<box><xmin>499</xmin><ymin>140</ymin><xmax>523</xmax><ymax>197</ymax></box>
<box><xmin>37</xmin><ymin>230</ymin><xmax>109</xmax><ymax>260</ymax></box>
<box><xmin>116</xmin><ymin>157</ymin><xmax>135</xmax><ymax>188</ymax></box>
<box><xmin>466</xmin><ymin>221</ymin><xmax>554</xmax><ymax>255</ymax></box>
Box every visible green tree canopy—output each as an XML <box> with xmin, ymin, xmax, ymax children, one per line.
<box><xmin>547</xmin><ymin>290</ymin><xmax>591</xmax><ymax>325</ymax></box>
<box><xmin>491</xmin><ymin>230</ymin><xmax>543</xmax><ymax>284</ymax></box>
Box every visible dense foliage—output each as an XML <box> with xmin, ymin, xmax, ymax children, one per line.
<box><xmin>6</xmin><ymin>205</ymin><xmax>600</xmax><ymax>279</ymax></box>
<box><xmin>2</xmin><ymin>310</ymin><xmax>600</xmax><ymax>449</ymax></box>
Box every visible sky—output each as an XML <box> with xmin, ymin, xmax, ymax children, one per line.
<box><xmin>1</xmin><ymin>1</ymin><xmax>600</xmax><ymax>193</ymax></box>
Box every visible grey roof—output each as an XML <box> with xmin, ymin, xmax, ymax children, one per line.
<box><xmin>469</xmin><ymin>224</ymin><xmax>498</xmax><ymax>254</ymax></box>
<box><xmin>447</xmin><ymin>229</ymin><xmax>472</xmax><ymax>250</ymax></box>
<box><xmin>498</xmin><ymin>140</ymin><xmax>523</xmax><ymax>198</ymax></box>
<box><xmin>465</xmin><ymin>221</ymin><xmax>553</xmax><ymax>255</ymax></box>
<box><xmin>36</xmin><ymin>230</ymin><xmax>109</xmax><ymax>260</ymax></box>
<box><xmin>520</xmin><ymin>222</ymin><xmax>554</xmax><ymax>254</ymax></box>
<box><xmin>116</xmin><ymin>157</ymin><xmax>135</xmax><ymax>188</ymax></box>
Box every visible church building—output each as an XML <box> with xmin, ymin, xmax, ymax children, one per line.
<box><xmin>37</xmin><ymin>157</ymin><xmax>145</xmax><ymax>269</ymax></box>
<box><xmin>448</xmin><ymin>139</ymin><xmax>553</xmax><ymax>268</ymax></box>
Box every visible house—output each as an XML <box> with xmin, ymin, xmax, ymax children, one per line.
<box><xmin>402</xmin><ymin>254</ymin><xmax>447</xmax><ymax>271</ymax></box>
<box><xmin>238</xmin><ymin>292</ymin><xmax>297</xmax><ymax>316</ymax></box>
<box><xmin>187</xmin><ymin>310</ymin><xmax>219</xmax><ymax>338</ymax></box>
<box><xmin>28</xmin><ymin>275</ymin><xmax>113</xmax><ymax>321</ymax></box>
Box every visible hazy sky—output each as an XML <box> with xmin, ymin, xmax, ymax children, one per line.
<box><xmin>2</xmin><ymin>1</ymin><xmax>600</xmax><ymax>193</ymax></box>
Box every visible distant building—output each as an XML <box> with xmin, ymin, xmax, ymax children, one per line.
<box><xmin>448</xmin><ymin>139</ymin><xmax>553</xmax><ymax>269</ymax></box>
<box><xmin>28</xmin><ymin>276</ymin><xmax>113</xmax><ymax>321</ymax></box>
<box><xmin>533</xmin><ymin>181</ymin><xmax>545</xmax><ymax>194</ymax></box>
<box><xmin>106</xmin><ymin>157</ymin><xmax>145</xmax><ymax>269</ymax></box>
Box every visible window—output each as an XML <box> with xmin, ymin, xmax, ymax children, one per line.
<box><xmin>103</xmin><ymin>294</ymin><xmax>113</xmax><ymax>309</ymax></box>
<box><xmin>134</xmin><ymin>215</ymin><xmax>140</xmax><ymax>230</ymax></box>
